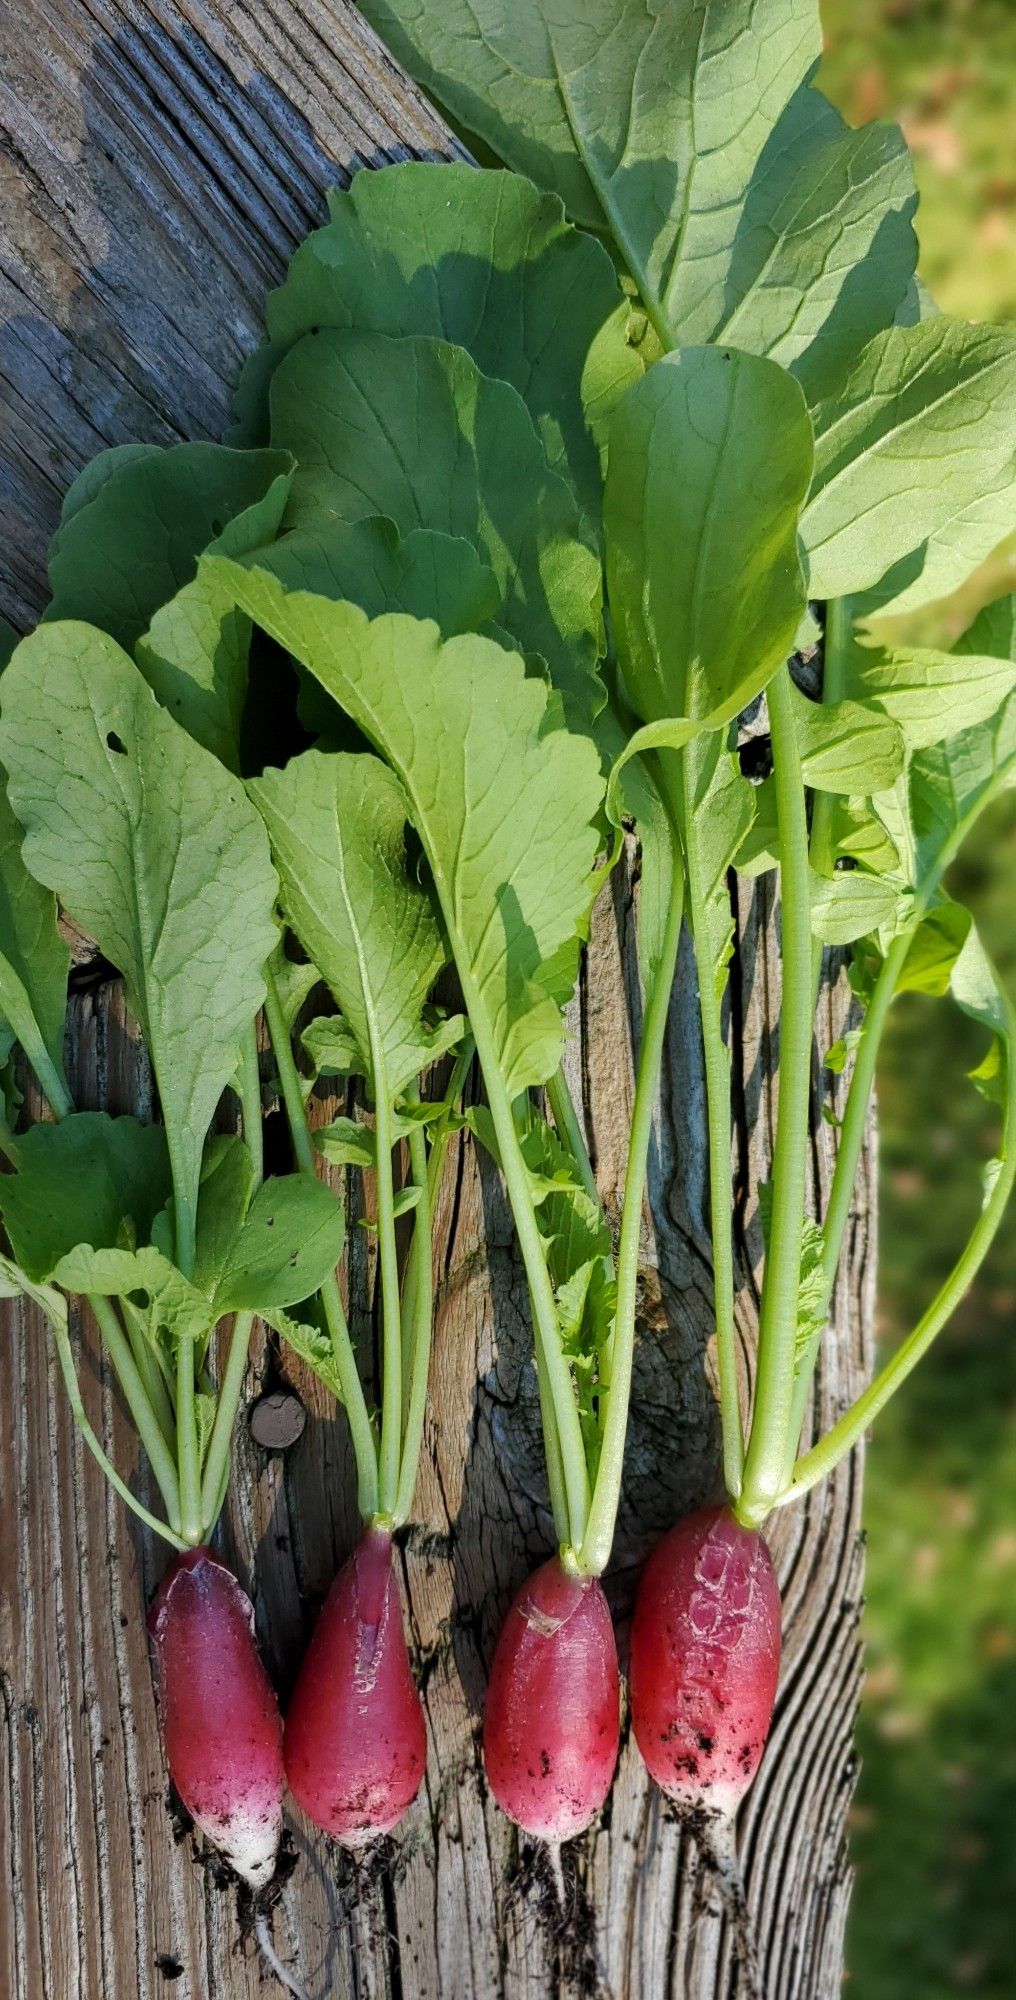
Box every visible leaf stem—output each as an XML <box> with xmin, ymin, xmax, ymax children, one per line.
<box><xmin>393</xmin><ymin>1099</ymin><xmax>432</xmax><ymax>1526</ymax></box>
<box><xmin>679</xmin><ymin>751</ymin><xmax>745</xmax><ymax>1497</ymax></box>
<box><xmin>89</xmin><ymin>1294</ymin><xmax>183</xmax><ymax>1532</ymax></box>
<box><xmin>51</xmin><ymin>1305</ymin><xmax>187</xmax><ymax>1549</ymax></box>
<box><xmin>119</xmin><ymin>1296</ymin><xmax>177</xmax><ymax>1447</ymax></box>
<box><xmin>737</xmin><ymin>663</ymin><xmax>814</xmax><ymax>1528</ymax></box>
<box><xmin>579</xmin><ymin>842</ymin><xmax>685</xmax><ymax>1575</ymax></box>
<box><xmin>199</xmin><ymin>1310</ymin><xmax>254</xmax><ymax>1536</ymax></box>
<box><xmin>782</xmin><ymin>972</ymin><xmax>1016</xmax><ymax>1502</ymax></box>
<box><xmin>370</xmin><ymin>1091</ymin><xmax>403</xmax><ymax>1519</ymax></box>
<box><xmin>262</xmin><ymin>964</ymin><xmax>379</xmax><ymax>1520</ymax></box>
<box><xmin>784</xmin><ymin>929</ymin><xmax>910</xmax><ymax>1470</ymax></box>
<box><xmin>239</xmin><ymin>1026</ymin><xmax>264</xmax><ymax>1188</ymax></box>
<box><xmin>460</xmin><ymin>966</ymin><xmax>590</xmax><ymax>1551</ymax></box>
<box><xmin>546</xmin><ymin>1067</ymin><xmax>598</xmax><ymax>1204</ymax></box>
<box><xmin>176</xmin><ymin>1335</ymin><xmax>203</xmax><ymax>1544</ymax></box>
<box><xmin>808</xmin><ymin>595</ymin><xmax>852</xmax><ymax>994</ymax></box>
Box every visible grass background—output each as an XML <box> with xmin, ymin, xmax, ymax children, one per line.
<box><xmin>817</xmin><ymin>6</ymin><xmax>1016</xmax><ymax>1994</ymax></box>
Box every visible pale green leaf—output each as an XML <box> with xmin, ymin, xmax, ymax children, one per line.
<box><xmin>792</xmin><ymin>683</ymin><xmax>905</xmax><ymax>794</ymax></box>
<box><xmin>677</xmin><ymin>739</ymin><xmax>755</xmax><ymax>1004</ymax></box>
<box><xmin>0</xmin><ymin>777</ymin><xmax>70</xmax><ymax>1091</ymax></box>
<box><xmin>0</xmin><ymin>625</ymin><xmax>279</xmax><ymax>1248</ymax></box>
<box><xmin>606</xmin><ymin>346</ymin><xmax>813</xmax><ymax>729</ymax></box>
<box><xmin>259</xmin><ymin>1301</ymin><xmax>346</xmax><ymax>1403</ymax></box>
<box><xmin>235</xmin><ymin>161</ymin><xmax>641</xmax><ymax>521</ymax></box>
<box><xmin>250</xmin><ymin>750</ymin><xmax>446</xmax><ymax>1103</ymax></box>
<box><xmin>810</xmin><ymin>867</ymin><xmax>901</xmax><ymax>946</ymax></box>
<box><xmin>844</xmin><ymin>642</ymin><xmax>1016</xmax><ymax>751</ymax></box>
<box><xmin>213</xmin><ymin>1172</ymin><xmax>345</xmax><ymax>1313</ymax></box>
<box><xmin>316</xmin><ymin>1118</ymin><xmax>376</xmax><ymax>1170</ymax></box>
<box><xmin>802</xmin><ymin>318</ymin><xmax>1016</xmax><ymax>607</ymax></box>
<box><xmin>208</xmin><ymin>570</ymin><xmax>605</xmax><ymax>1095</ymax></box>
<box><xmin>355</xmin><ymin>1</ymin><xmax>916</xmax><ymax>391</ymax></box>
<box><xmin>270</xmin><ymin>328</ymin><xmax>604</xmax><ymax>731</ymax></box>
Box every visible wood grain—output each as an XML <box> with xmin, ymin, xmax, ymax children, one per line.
<box><xmin>0</xmin><ymin>5</ymin><xmax>873</xmax><ymax>1995</ymax></box>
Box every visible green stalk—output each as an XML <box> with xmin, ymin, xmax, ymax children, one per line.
<box><xmin>578</xmin><ymin>846</ymin><xmax>685</xmax><ymax>1575</ymax></box>
<box><xmin>90</xmin><ymin>1294</ymin><xmax>182</xmax><ymax>1532</ymax></box>
<box><xmin>808</xmin><ymin>595</ymin><xmax>852</xmax><ymax>996</ymax></box>
<box><xmin>14</xmin><ymin>1046</ymin><xmax>183</xmax><ymax>1530</ymax></box>
<box><xmin>119</xmin><ymin>1296</ymin><xmax>176</xmax><ymax>1446</ymax></box>
<box><xmin>50</xmin><ymin>1307</ymin><xmax>186</xmax><ymax>1549</ymax></box>
<box><xmin>369</xmin><ymin>1087</ymin><xmax>403</xmax><ymax>1519</ymax></box>
<box><xmin>737</xmin><ymin>663</ymin><xmax>814</xmax><ymax>1528</ymax></box>
<box><xmin>393</xmin><ymin>1107</ymin><xmax>433</xmax><ymax>1526</ymax></box>
<box><xmin>195</xmin><ymin>1026</ymin><xmax>266</xmax><ymax>1534</ymax></box>
<box><xmin>263</xmin><ymin>965</ymin><xmax>380</xmax><ymax>1521</ymax></box>
<box><xmin>546</xmin><ymin>1067</ymin><xmax>598</xmax><ymax>1204</ymax></box>
<box><xmin>679</xmin><ymin>747</ymin><xmax>745</xmax><ymax>1498</ymax></box>
<box><xmin>239</xmin><ymin>1026</ymin><xmax>264</xmax><ymax>1187</ymax></box>
<box><xmin>782</xmin><ymin>980</ymin><xmax>1016</xmax><ymax>1503</ymax></box>
<box><xmin>176</xmin><ymin>1334</ymin><xmax>202</xmax><ymax>1544</ymax></box>
<box><xmin>458</xmin><ymin>963</ymin><xmax>590</xmax><ymax>1552</ymax></box>
<box><xmin>782</xmin><ymin>930</ymin><xmax>910</xmax><ymax>1475</ymax></box>
<box><xmin>199</xmin><ymin>1309</ymin><xmax>255</xmax><ymax>1534</ymax></box>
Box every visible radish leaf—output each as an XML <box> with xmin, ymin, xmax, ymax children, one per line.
<box><xmin>250</xmin><ymin>750</ymin><xmax>450</xmax><ymax>1102</ymax></box>
<box><xmin>606</xmin><ymin>347</ymin><xmax>813</xmax><ymax>731</ymax></box>
<box><xmin>269</xmin><ymin>328</ymin><xmax>604</xmax><ymax>730</ymax></box>
<box><xmin>236</xmin><ymin>161</ymin><xmax>641</xmax><ymax>522</ymax></box>
<box><xmin>0</xmin><ymin>623</ymin><xmax>279</xmax><ymax>1262</ymax></box>
<box><xmin>803</xmin><ymin>319</ymin><xmax>1016</xmax><ymax>608</ymax></box>
<box><xmin>210</xmin><ymin>574</ymin><xmax>604</xmax><ymax>1095</ymax></box>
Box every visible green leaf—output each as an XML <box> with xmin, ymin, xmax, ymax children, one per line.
<box><xmin>824</xmin><ymin>795</ymin><xmax>901</xmax><ymax>877</ymax></box>
<box><xmin>948</xmin><ymin>921</ymin><xmax>1011</xmax><ymax>1106</ymax></box>
<box><xmin>908</xmin><ymin>698</ymin><xmax>1016</xmax><ymax>891</ymax></box>
<box><xmin>242</xmin><ymin>517</ymin><xmax>500</xmax><ymax>638</ymax></box>
<box><xmin>235</xmin><ymin>161</ymin><xmax>641</xmax><ymax>523</ymax></box>
<box><xmin>0</xmin><ymin>777</ymin><xmax>70</xmax><ymax>1095</ymax></box>
<box><xmin>45</xmin><ymin>443</ymin><xmax>294</xmax><ymax>655</ymax></box>
<box><xmin>269</xmin><ymin>327</ymin><xmax>604</xmax><ymax>730</ymax></box>
<box><xmin>135</xmin><ymin>463</ymin><xmax>294</xmax><ymax>772</ymax></box>
<box><xmin>259</xmin><ymin>1301</ymin><xmax>345</xmax><ymax>1403</ymax></box>
<box><xmin>842</xmin><ymin>642</ymin><xmax>1016</xmax><ymax>752</ymax></box>
<box><xmin>953</xmin><ymin>593</ymin><xmax>1016</xmax><ymax>665</ymax></box>
<box><xmin>355</xmin><ymin>2</ymin><xmax>916</xmax><ymax>390</ymax></box>
<box><xmin>677</xmin><ymin>739</ymin><xmax>755</xmax><ymax>1006</ymax></box>
<box><xmin>50</xmin><ymin>1242</ymin><xmax>209</xmax><ymax>1340</ymax></box>
<box><xmin>612</xmin><ymin>733</ymin><xmax>682</xmax><ymax>995</ymax></box>
<box><xmin>208</xmin><ymin>570</ymin><xmax>604</xmax><ymax>1095</ymax></box>
<box><xmin>301</xmin><ymin>1012</ymin><xmax>363</xmax><ymax>1083</ymax></box>
<box><xmin>896</xmin><ymin>900</ymin><xmax>972</xmax><ymax>998</ymax></box>
<box><xmin>0</xmin><ymin>1113</ymin><xmax>172</xmax><ymax>1283</ymax></box>
<box><xmin>758</xmin><ymin>1178</ymin><xmax>827</xmax><ymax>1372</ymax></box>
<box><xmin>250</xmin><ymin>750</ymin><xmax>446</xmax><ymax>1102</ymax></box>
<box><xmin>316</xmin><ymin>1117</ymin><xmax>376</xmax><ymax>1170</ymax></box>
<box><xmin>735</xmin><ymin>776</ymin><xmax>780</xmax><ymax>878</ymax></box>
<box><xmin>802</xmin><ymin>318</ymin><xmax>1016</xmax><ymax>609</ymax></box>
<box><xmin>605</xmin><ymin>347</ymin><xmax>813</xmax><ymax>730</ymax></box>
<box><xmin>0</xmin><ymin>625</ymin><xmax>279</xmax><ymax>1255</ymax></box>
<box><xmin>792</xmin><ymin>684</ymin><xmax>905</xmax><ymax>794</ymax></box>
<box><xmin>213</xmin><ymin>1172</ymin><xmax>345</xmax><ymax>1313</ymax></box>
<box><xmin>810</xmin><ymin>867</ymin><xmax>902</xmax><ymax>946</ymax></box>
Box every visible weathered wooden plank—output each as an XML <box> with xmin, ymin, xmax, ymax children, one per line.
<box><xmin>0</xmin><ymin>6</ymin><xmax>873</xmax><ymax>1996</ymax></box>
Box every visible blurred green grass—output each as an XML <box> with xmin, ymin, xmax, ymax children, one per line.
<box><xmin>818</xmin><ymin>6</ymin><xmax>1016</xmax><ymax>1994</ymax></box>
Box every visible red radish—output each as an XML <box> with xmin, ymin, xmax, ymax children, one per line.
<box><xmin>483</xmin><ymin>1556</ymin><xmax>619</xmax><ymax>1840</ymax></box>
<box><xmin>630</xmin><ymin>1504</ymin><xmax>781</xmax><ymax>1816</ymax></box>
<box><xmin>148</xmin><ymin>1548</ymin><xmax>284</xmax><ymax>1890</ymax></box>
<box><xmin>284</xmin><ymin>1525</ymin><xmax>426</xmax><ymax>1845</ymax></box>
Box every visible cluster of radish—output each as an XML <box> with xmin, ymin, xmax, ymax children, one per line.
<box><xmin>3</xmin><ymin>2</ymin><xmax>1016</xmax><ymax>1987</ymax></box>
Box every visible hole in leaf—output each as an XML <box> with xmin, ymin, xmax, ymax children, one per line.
<box><xmin>106</xmin><ymin>731</ymin><xmax>127</xmax><ymax>755</ymax></box>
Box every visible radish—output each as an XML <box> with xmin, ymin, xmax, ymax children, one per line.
<box><xmin>283</xmin><ymin>1525</ymin><xmax>426</xmax><ymax>1845</ymax></box>
<box><xmin>483</xmin><ymin>1556</ymin><xmax>619</xmax><ymax>1840</ymax></box>
<box><xmin>629</xmin><ymin>1505</ymin><xmax>781</xmax><ymax>1816</ymax></box>
<box><xmin>147</xmin><ymin>1547</ymin><xmax>285</xmax><ymax>1889</ymax></box>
